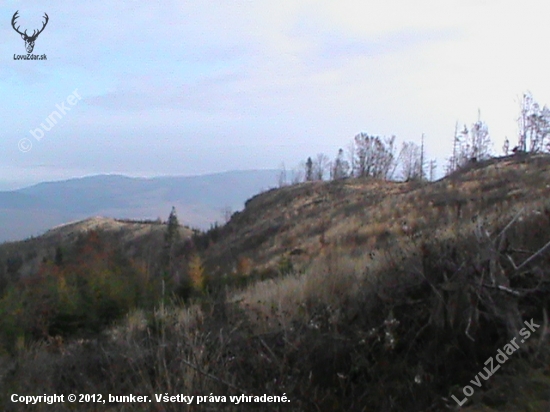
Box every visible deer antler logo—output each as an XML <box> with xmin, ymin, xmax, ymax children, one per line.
<box><xmin>11</xmin><ymin>11</ymin><xmax>49</xmax><ymax>54</ymax></box>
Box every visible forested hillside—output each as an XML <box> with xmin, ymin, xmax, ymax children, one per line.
<box><xmin>1</xmin><ymin>154</ymin><xmax>550</xmax><ymax>411</ymax></box>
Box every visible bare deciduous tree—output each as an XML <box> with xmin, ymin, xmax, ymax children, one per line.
<box><xmin>419</xmin><ymin>133</ymin><xmax>425</xmax><ymax>180</ymax></box>
<box><xmin>352</xmin><ymin>133</ymin><xmax>396</xmax><ymax>179</ymax></box>
<box><xmin>291</xmin><ymin>165</ymin><xmax>304</xmax><ymax>184</ymax></box>
<box><xmin>469</xmin><ymin>113</ymin><xmax>492</xmax><ymax>161</ymax></box>
<box><xmin>313</xmin><ymin>153</ymin><xmax>330</xmax><ymax>181</ymax></box>
<box><xmin>446</xmin><ymin>121</ymin><xmax>460</xmax><ymax>175</ymax></box>
<box><xmin>221</xmin><ymin>206</ymin><xmax>233</xmax><ymax>223</ymax></box>
<box><xmin>277</xmin><ymin>163</ymin><xmax>288</xmax><ymax>187</ymax></box>
<box><xmin>347</xmin><ymin>140</ymin><xmax>356</xmax><ymax>177</ymax></box>
<box><xmin>503</xmin><ymin>137</ymin><xmax>510</xmax><ymax>156</ymax></box>
<box><xmin>446</xmin><ymin>113</ymin><xmax>492</xmax><ymax>175</ymax></box>
<box><xmin>397</xmin><ymin>141</ymin><xmax>422</xmax><ymax>181</ymax></box>
<box><xmin>517</xmin><ymin>92</ymin><xmax>550</xmax><ymax>153</ymax></box>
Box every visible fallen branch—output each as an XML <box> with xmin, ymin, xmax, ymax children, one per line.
<box><xmin>509</xmin><ymin>238</ymin><xmax>550</xmax><ymax>273</ymax></box>
<box><xmin>481</xmin><ymin>283</ymin><xmax>521</xmax><ymax>297</ymax></box>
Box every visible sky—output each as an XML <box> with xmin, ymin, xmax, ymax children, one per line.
<box><xmin>2</xmin><ymin>0</ymin><xmax>550</xmax><ymax>189</ymax></box>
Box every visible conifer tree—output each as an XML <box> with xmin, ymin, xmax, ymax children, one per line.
<box><xmin>161</xmin><ymin>206</ymin><xmax>180</xmax><ymax>281</ymax></box>
<box><xmin>305</xmin><ymin>157</ymin><xmax>314</xmax><ymax>182</ymax></box>
<box><xmin>331</xmin><ymin>148</ymin><xmax>350</xmax><ymax>180</ymax></box>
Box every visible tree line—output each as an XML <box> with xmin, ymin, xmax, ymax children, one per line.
<box><xmin>279</xmin><ymin>91</ymin><xmax>550</xmax><ymax>186</ymax></box>
<box><xmin>279</xmin><ymin>132</ymin><xmax>433</xmax><ymax>186</ymax></box>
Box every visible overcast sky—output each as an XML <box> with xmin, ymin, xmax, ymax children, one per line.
<box><xmin>2</xmin><ymin>0</ymin><xmax>550</xmax><ymax>189</ymax></box>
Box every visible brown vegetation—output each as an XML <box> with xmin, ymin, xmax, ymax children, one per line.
<box><xmin>2</xmin><ymin>154</ymin><xmax>550</xmax><ymax>411</ymax></box>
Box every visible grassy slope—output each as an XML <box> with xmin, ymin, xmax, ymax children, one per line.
<box><xmin>202</xmin><ymin>153</ymin><xmax>550</xmax><ymax>277</ymax></box>
<box><xmin>2</xmin><ymin>154</ymin><xmax>550</xmax><ymax>411</ymax></box>
<box><xmin>0</xmin><ymin>216</ymin><xmax>193</xmax><ymax>277</ymax></box>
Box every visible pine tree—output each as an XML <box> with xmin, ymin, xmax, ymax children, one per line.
<box><xmin>165</xmin><ymin>206</ymin><xmax>180</xmax><ymax>245</ymax></box>
<box><xmin>305</xmin><ymin>157</ymin><xmax>314</xmax><ymax>182</ymax></box>
<box><xmin>331</xmin><ymin>148</ymin><xmax>350</xmax><ymax>180</ymax></box>
<box><xmin>161</xmin><ymin>206</ymin><xmax>180</xmax><ymax>280</ymax></box>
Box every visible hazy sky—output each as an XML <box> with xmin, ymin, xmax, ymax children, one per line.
<box><xmin>2</xmin><ymin>0</ymin><xmax>550</xmax><ymax>189</ymax></box>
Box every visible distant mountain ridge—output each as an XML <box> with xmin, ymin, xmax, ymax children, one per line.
<box><xmin>0</xmin><ymin>169</ymin><xmax>279</xmax><ymax>243</ymax></box>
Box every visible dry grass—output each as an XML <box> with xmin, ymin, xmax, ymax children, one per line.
<box><xmin>200</xmin><ymin>154</ymin><xmax>550</xmax><ymax>281</ymax></box>
<box><xmin>6</xmin><ymin>200</ymin><xmax>549</xmax><ymax>410</ymax></box>
<box><xmin>0</xmin><ymin>216</ymin><xmax>193</xmax><ymax>277</ymax></box>
<box><xmin>233</xmin><ymin>249</ymin><xmax>375</xmax><ymax>335</ymax></box>
<box><xmin>3</xmin><ymin>154</ymin><xmax>550</xmax><ymax>411</ymax></box>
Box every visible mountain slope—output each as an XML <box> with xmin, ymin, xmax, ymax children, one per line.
<box><xmin>2</xmin><ymin>154</ymin><xmax>550</xmax><ymax>411</ymax></box>
<box><xmin>0</xmin><ymin>216</ymin><xmax>193</xmax><ymax>278</ymax></box>
<box><xmin>200</xmin><ymin>153</ymin><xmax>550</xmax><ymax>277</ymax></box>
<box><xmin>0</xmin><ymin>169</ymin><xmax>279</xmax><ymax>242</ymax></box>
